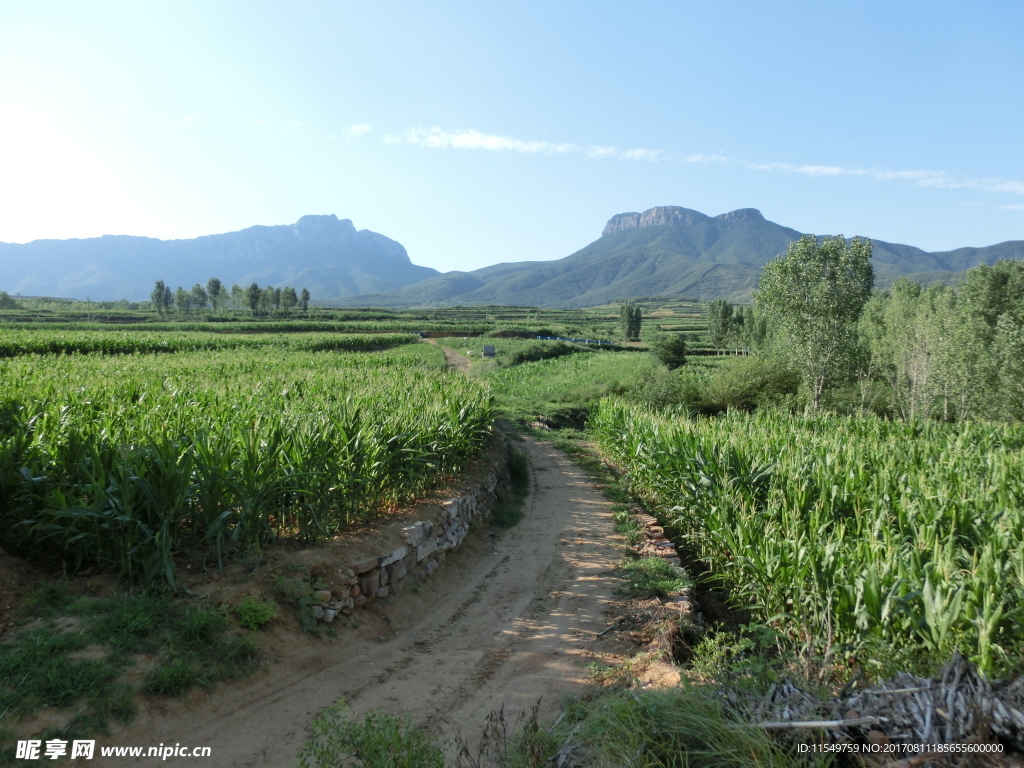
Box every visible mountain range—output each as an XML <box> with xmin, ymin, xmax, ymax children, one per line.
<box><xmin>329</xmin><ymin>206</ymin><xmax>1024</xmax><ymax>307</ymax></box>
<box><xmin>0</xmin><ymin>215</ymin><xmax>438</xmax><ymax>302</ymax></box>
<box><xmin>2</xmin><ymin>207</ymin><xmax>1022</xmax><ymax>306</ymax></box>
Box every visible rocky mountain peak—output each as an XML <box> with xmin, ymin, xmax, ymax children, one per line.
<box><xmin>602</xmin><ymin>206</ymin><xmax>711</xmax><ymax>236</ymax></box>
<box><xmin>715</xmin><ymin>208</ymin><xmax>765</xmax><ymax>222</ymax></box>
<box><xmin>293</xmin><ymin>214</ymin><xmax>356</xmax><ymax>238</ymax></box>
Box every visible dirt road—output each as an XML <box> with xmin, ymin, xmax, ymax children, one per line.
<box><xmin>106</xmin><ymin>435</ymin><xmax>622</xmax><ymax>766</ymax></box>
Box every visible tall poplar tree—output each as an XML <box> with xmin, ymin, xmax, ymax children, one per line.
<box><xmin>757</xmin><ymin>235</ymin><xmax>873</xmax><ymax>409</ymax></box>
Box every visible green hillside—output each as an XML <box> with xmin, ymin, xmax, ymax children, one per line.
<box><xmin>328</xmin><ymin>206</ymin><xmax>1024</xmax><ymax>308</ymax></box>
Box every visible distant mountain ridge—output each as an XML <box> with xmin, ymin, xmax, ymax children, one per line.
<box><xmin>0</xmin><ymin>215</ymin><xmax>439</xmax><ymax>301</ymax></box>
<box><xmin>4</xmin><ymin>207</ymin><xmax>1022</xmax><ymax>307</ymax></box>
<box><xmin>327</xmin><ymin>206</ymin><xmax>1024</xmax><ymax>308</ymax></box>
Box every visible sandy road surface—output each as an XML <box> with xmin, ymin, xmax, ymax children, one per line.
<box><xmin>103</xmin><ymin>435</ymin><xmax>621</xmax><ymax>767</ymax></box>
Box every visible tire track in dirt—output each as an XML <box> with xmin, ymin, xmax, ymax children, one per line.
<box><xmin>103</xmin><ymin>435</ymin><xmax>621</xmax><ymax>767</ymax></box>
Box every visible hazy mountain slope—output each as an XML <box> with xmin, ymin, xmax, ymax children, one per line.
<box><xmin>328</xmin><ymin>207</ymin><xmax>1024</xmax><ymax>308</ymax></box>
<box><xmin>0</xmin><ymin>215</ymin><xmax>438</xmax><ymax>301</ymax></box>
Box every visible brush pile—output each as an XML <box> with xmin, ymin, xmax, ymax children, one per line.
<box><xmin>730</xmin><ymin>655</ymin><xmax>1024</xmax><ymax>753</ymax></box>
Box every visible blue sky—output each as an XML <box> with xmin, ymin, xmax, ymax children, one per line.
<box><xmin>1</xmin><ymin>1</ymin><xmax>1022</xmax><ymax>273</ymax></box>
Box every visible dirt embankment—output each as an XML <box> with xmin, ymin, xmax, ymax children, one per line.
<box><xmin>94</xmin><ymin>435</ymin><xmax>625</xmax><ymax>766</ymax></box>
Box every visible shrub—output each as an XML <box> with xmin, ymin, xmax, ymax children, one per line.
<box><xmin>508</xmin><ymin>341</ymin><xmax>577</xmax><ymax>365</ymax></box>
<box><xmin>237</xmin><ymin>595</ymin><xmax>278</xmax><ymax>630</ymax></box>
<box><xmin>702</xmin><ymin>356</ymin><xmax>799</xmax><ymax>412</ymax></box>
<box><xmin>649</xmin><ymin>333</ymin><xmax>688</xmax><ymax>369</ymax></box>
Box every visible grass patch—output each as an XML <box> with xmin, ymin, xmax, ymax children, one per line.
<box><xmin>488</xmin><ymin>351</ymin><xmax>651</xmax><ymax>423</ymax></box>
<box><xmin>543</xmin><ymin>685</ymin><xmax>830</xmax><ymax>768</ymax></box>
<box><xmin>618</xmin><ymin>557</ymin><xmax>690</xmax><ymax>599</ymax></box>
<box><xmin>0</xmin><ymin>586</ymin><xmax>260</xmax><ymax>750</ymax></box>
<box><xmin>144</xmin><ymin>657</ymin><xmax>197</xmax><ymax>696</ymax></box>
<box><xmin>611</xmin><ymin>505</ymin><xmax>645</xmax><ymax>545</ymax></box>
<box><xmin>297</xmin><ymin>701</ymin><xmax>444</xmax><ymax>768</ymax></box>
<box><xmin>492</xmin><ymin>446</ymin><xmax>531</xmax><ymax>529</ymax></box>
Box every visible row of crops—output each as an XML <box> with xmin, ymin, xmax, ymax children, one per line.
<box><xmin>592</xmin><ymin>400</ymin><xmax>1024</xmax><ymax>677</ymax></box>
<box><xmin>0</xmin><ymin>344</ymin><xmax>492</xmax><ymax>586</ymax></box>
<box><xmin>0</xmin><ymin>330</ymin><xmax>417</xmax><ymax>357</ymax></box>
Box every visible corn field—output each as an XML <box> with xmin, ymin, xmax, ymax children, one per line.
<box><xmin>0</xmin><ymin>330</ymin><xmax>417</xmax><ymax>357</ymax></box>
<box><xmin>0</xmin><ymin>344</ymin><xmax>492</xmax><ymax>587</ymax></box>
<box><xmin>592</xmin><ymin>400</ymin><xmax>1024</xmax><ymax>677</ymax></box>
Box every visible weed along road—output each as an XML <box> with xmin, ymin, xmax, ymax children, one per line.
<box><xmin>107</xmin><ymin>435</ymin><xmax>622</xmax><ymax>766</ymax></box>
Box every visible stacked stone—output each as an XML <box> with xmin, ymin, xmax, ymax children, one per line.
<box><xmin>308</xmin><ymin>460</ymin><xmax>502</xmax><ymax>623</ymax></box>
<box><xmin>631</xmin><ymin>508</ymin><xmax>699</xmax><ymax>616</ymax></box>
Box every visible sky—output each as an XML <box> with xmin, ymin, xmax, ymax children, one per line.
<box><xmin>1</xmin><ymin>1</ymin><xmax>1023</xmax><ymax>273</ymax></box>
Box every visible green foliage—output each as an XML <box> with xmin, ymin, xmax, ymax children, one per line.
<box><xmin>144</xmin><ymin>658</ymin><xmax>197</xmax><ymax>696</ymax></box>
<box><xmin>236</xmin><ymin>595</ymin><xmax>278</xmax><ymax>630</ymax></box>
<box><xmin>488</xmin><ymin>351</ymin><xmax>648</xmax><ymax>422</ymax></box>
<box><xmin>549</xmin><ymin>685</ymin><xmax>821</xmax><ymax>768</ymax></box>
<box><xmin>492</xmin><ymin>446</ymin><xmax>531</xmax><ymax>529</ymax></box>
<box><xmin>858</xmin><ymin>260</ymin><xmax>1024</xmax><ymax>421</ymax></box>
<box><xmin>0</xmin><ymin>329</ymin><xmax>416</xmax><ymax>358</ymax></box>
<box><xmin>594</xmin><ymin>400</ymin><xmax>1024</xmax><ymax>678</ymax></box>
<box><xmin>507</xmin><ymin>341</ymin><xmax>578</xmax><ymax>365</ymax></box>
<box><xmin>624</xmin><ymin>357</ymin><xmax>797</xmax><ymax>414</ymax></box>
<box><xmin>701</xmin><ymin>356</ymin><xmax>800</xmax><ymax>412</ymax></box>
<box><xmin>619</xmin><ymin>301</ymin><xmax>642</xmax><ymax>341</ymax></box>
<box><xmin>707</xmin><ymin>298</ymin><xmax>733</xmax><ymax>352</ymax></box>
<box><xmin>619</xmin><ymin>557</ymin><xmax>690</xmax><ymax>599</ymax></box>
<box><xmin>757</xmin><ymin>235</ymin><xmax>873</xmax><ymax>408</ymax></box>
<box><xmin>0</xmin><ymin>591</ymin><xmax>258</xmax><ymax>737</ymax></box>
<box><xmin>648</xmin><ymin>332</ymin><xmax>688</xmax><ymax>369</ymax></box>
<box><xmin>506</xmin><ymin>446</ymin><xmax>530</xmax><ymax>492</ymax></box>
<box><xmin>0</xmin><ymin>344</ymin><xmax>492</xmax><ymax>586</ymax></box>
<box><xmin>297</xmin><ymin>702</ymin><xmax>445</xmax><ymax>768</ymax></box>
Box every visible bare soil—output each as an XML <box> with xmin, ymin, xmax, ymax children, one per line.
<box><xmin>424</xmin><ymin>338</ymin><xmax>472</xmax><ymax>372</ymax></box>
<box><xmin>84</xmin><ymin>434</ymin><xmax>628</xmax><ymax>766</ymax></box>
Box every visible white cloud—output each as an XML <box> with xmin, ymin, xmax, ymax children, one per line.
<box><xmin>397</xmin><ymin>126</ymin><xmax>579</xmax><ymax>154</ymax></box>
<box><xmin>680</xmin><ymin>153</ymin><xmax>729</xmax><ymax>164</ymax></box>
<box><xmin>390</xmin><ymin>126</ymin><xmax>671</xmax><ymax>164</ymax></box>
<box><xmin>384</xmin><ymin>122</ymin><xmax>1024</xmax><ymax>202</ymax></box>
<box><xmin>1000</xmin><ymin>204</ymin><xmax>1024</xmax><ymax>211</ymax></box>
<box><xmin>749</xmin><ymin>159</ymin><xmax>1024</xmax><ymax>196</ymax></box>
<box><xmin>282</xmin><ymin>120</ymin><xmax>303</xmax><ymax>132</ymax></box>
<box><xmin>619</xmin><ymin>148</ymin><xmax>662</xmax><ymax>162</ymax></box>
<box><xmin>179</xmin><ymin>114</ymin><xmax>198</xmax><ymax>126</ymax></box>
<box><xmin>343</xmin><ymin>123</ymin><xmax>371</xmax><ymax>137</ymax></box>
<box><xmin>751</xmin><ymin>161</ymin><xmax>865</xmax><ymax>177</ymax></box>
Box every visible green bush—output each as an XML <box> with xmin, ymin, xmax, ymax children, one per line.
<box><xmin>236</xmin><ymin>595</ymin><xmax>278</xmax><ymax>630</ymax></box>
<box><xmin>649</xmin><ymin>332</ymin><xmax>688</xmax><ymax>369</ymax></box>
<box><xmin>702</xmin><ymin>356</ymin><xmax>800</xmax><ymax>412</ymax></box>
<box><xmin>625</xmin><ymin>364</ymin><xmax>705</xmax><ymax>411</ymax></box>
<box><xmin>508</xmin><ymin>341</ymin><xmax>578</xmax><ymax>366</ymax></box>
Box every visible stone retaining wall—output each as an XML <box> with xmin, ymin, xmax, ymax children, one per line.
<box><xmin>308</xmin><ymin>444</ymin><xmax>506</xmax><ymax>624</ymax></box>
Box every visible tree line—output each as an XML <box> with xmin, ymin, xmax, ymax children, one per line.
<box><xmin>151</xmin><ymin>278</ymin><xmax>311</xmax><ymax>316</ymax></box>
<box><xmin>701</xmin><ymin>235</ymin><xmax>1024</xmax><ymax>420</ymax></box>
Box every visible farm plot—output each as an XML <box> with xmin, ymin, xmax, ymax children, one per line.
<box><xmin>0</xmin><ymin>341</ymin><xmax>492</xmax><ymax>588</ymax></box>
<box><xmin>0</xmin><ymin>329</ymin><xmax>417</xmax><ymax>357</ymax></box>
<box><xmin>592</xmin><ymin>400</ymin><xmax>1024</xmax><ymax>678</ymax></box>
